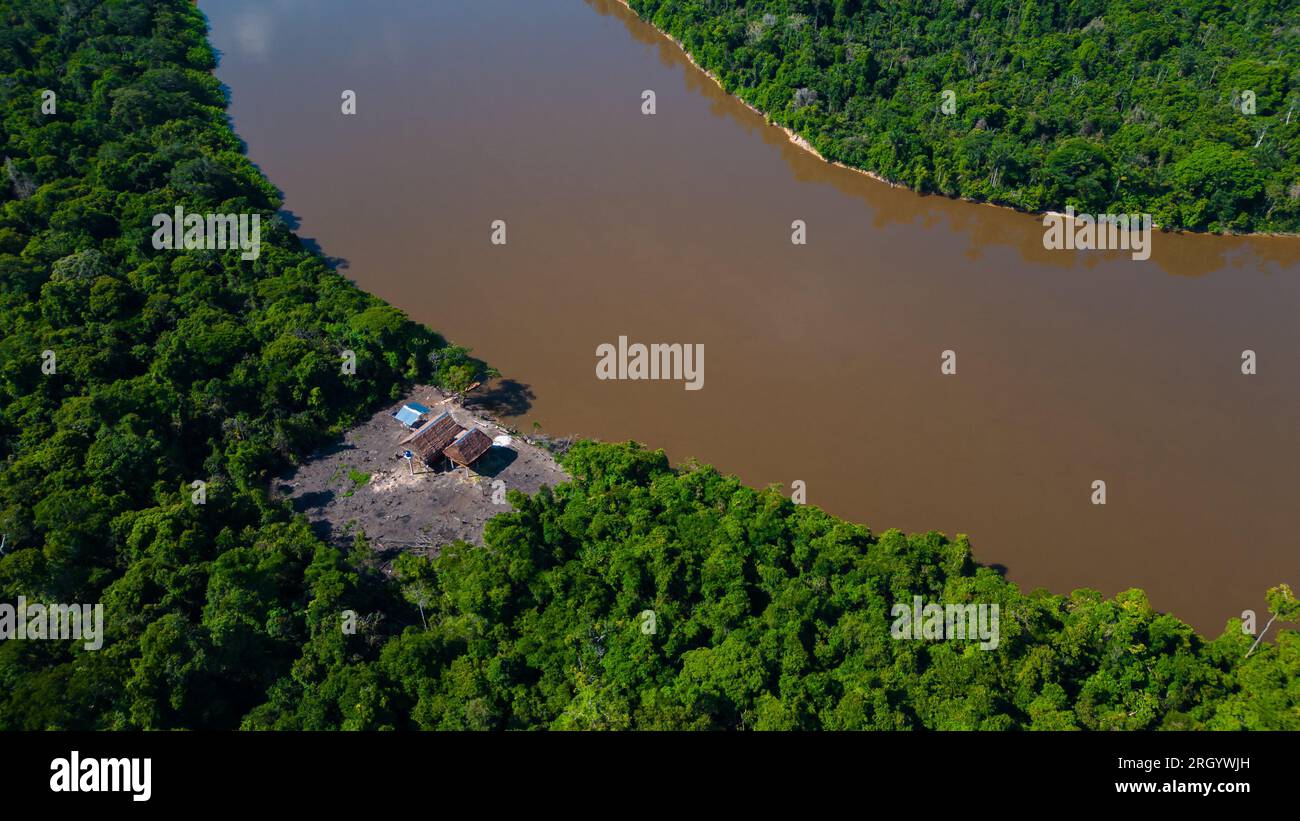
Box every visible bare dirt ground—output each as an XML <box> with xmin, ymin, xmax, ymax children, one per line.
<box><xmin>271</xmin><ymin>385</ymin><xmax>569</xmax><ymax>559</ymax></box>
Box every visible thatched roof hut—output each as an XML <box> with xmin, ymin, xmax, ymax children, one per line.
<box><xmin>444</xmin><ymin>427</ymin><xmax>493</xmax><ymax>468</ymax></box>
<box><xmin>400</xmin><ymin>411</ymin><xmax>465</xmax><ymax>463</ymax></box>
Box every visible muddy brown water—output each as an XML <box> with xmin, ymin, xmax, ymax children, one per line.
<box><xmin>203</xmin><ymin>0</ymin><xmax>1299</xmax><ymax>636</ymax></box>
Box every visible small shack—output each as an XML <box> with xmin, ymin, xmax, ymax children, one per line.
<box><xmin>393</xmin><ymin>402</ymin><xmax>431</xmax><ymax>429</ymax></box>
<box><xmin>444</xmin><ymin>427</ymin><xmax>494</xmax><ymax>470</ymax></box>
<box><xmin>400</xmin><ymin>411</ymin><xmax>465</xmax><ymax>466</ymax></box>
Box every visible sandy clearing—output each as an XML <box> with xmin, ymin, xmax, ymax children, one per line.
<box><xmin>271</xmin><ymin>385</ymin><xmax>570</xmax><ymax>561</ymax></box>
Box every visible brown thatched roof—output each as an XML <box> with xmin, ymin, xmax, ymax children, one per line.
<box><xmin>400</xmin><ymin>411</ymin><xmax>464</xmax><ymax>462</ymax></box>
<box><xmin>444</xmin><ymin>427</ymin><xmax>493</xmax><ymax>467</ymax></box>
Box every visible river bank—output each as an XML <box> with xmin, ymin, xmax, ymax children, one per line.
<box><xmin>608</xmin><ymin>0</ymin><xmax>1299</xmax><ymax>238</ymax></box>
<box><xmin>205</xmin><ymin>0</ymin><xmax>1300</xmax><ymax>636</ymax></box>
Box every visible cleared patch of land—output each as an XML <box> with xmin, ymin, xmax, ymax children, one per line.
<box><xmin>272</xmin><ymin>386</ymin><xmax>569</xmax><ymax>559</ymax></box>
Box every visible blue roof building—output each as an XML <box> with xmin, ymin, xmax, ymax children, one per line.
<box><xmin>394</xmin><ymin>402</ymin><xmax>431</xmax><ymax>428</ymax></box>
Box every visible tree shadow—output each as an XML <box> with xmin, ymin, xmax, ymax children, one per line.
<box><xmin>465</xmin><ymin>378</ymin><xmax>535</xmax><ymax>417</ymax></box>
<box><xmin>292</xmin><ymin>489</ymin><xmax>335</xmax><ymax>513</ymax></box>
<box><xmin>308</xmin><ymin>518</ymin><xmax>336</xmax><ymax>545</ymax></box>
<box><xmin>306</xmin><ymin>441</ymin><xmax>357</xmax><ymax>462</ymax></box>
<box><xmin>279</xmin><ymin>208</ymin><xmax>350</xmax><ymax>270</ymax></box>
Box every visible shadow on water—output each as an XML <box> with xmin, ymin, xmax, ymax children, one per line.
<box><xmin>465</xmin><ymin>378</ymin><xmax>536</xmax><ymax>418</ymax></box>
<box><xmin>279</xmin><ymin>208</ymin><xmax>350</xmax><ymax>270</ymax></box>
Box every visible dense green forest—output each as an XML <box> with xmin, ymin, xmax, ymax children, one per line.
<box><xmin>0</xmin><ymin>0</ymin><xmax>1296</xmax><ymax>730</ymax></box>
<box><xmin>626</xmin><ymin>0</ymin><xmax>1300</xmax><ymax>233</ymax></box>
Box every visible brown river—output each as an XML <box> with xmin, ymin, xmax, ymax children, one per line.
<box><xmin>203</xmin><ymin>0</ymin><xmax>1299</xmax><ymax>636</ymax></box>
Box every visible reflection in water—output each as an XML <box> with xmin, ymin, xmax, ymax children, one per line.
<box><xmin>203</xmin><ymin>0</ymin><xmax>1300</xmax><ymax>636</ymax></box>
